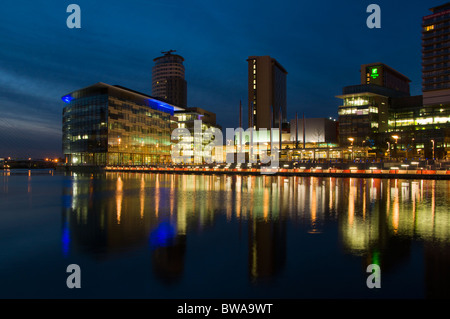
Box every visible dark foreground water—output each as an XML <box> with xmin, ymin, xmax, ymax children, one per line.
<box><xmin>1</xmin><ymin>169</ymin><xmax>449</xmax><ymax>299</ymax></box>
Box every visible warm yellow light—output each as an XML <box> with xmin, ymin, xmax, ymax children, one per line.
<box><xmin>392</xmin><ymin>135</ymin><xmax>399</xmax><ymax>140</ymax></box>
<box><xmin>348</xmin><ymin>137</ymin><xmax>354</xmax><ymax>142</ymax></box>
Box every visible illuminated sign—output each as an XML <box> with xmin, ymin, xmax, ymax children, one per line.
<box><xmin>62</xmin><ymin>95</ymin><xmax>74</xmax><ymax>103</ymax></box>
<box><xmin>370</xmin><ymin>67</ymin><xmax>379</xmax><ymax>79</ymax></box>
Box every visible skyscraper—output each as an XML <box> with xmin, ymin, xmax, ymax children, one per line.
<box><xmin>152</xmin><ymin>50</ymin><xmax>187</xmax><ymax>107</ymax></box>
<box><xmin>247</xmin><ymin>56</ymin><xmax>287</xmax><ymax>130</ymax></box>
<box><xmin>422</xmin><ymin>3</ymin><xmax>450</xmax><ymax>105</ymax></box>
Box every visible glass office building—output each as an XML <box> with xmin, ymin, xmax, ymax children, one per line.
<box><xmin>337</xmin><ymin>84</ymin><xmax>394</xmax><ymax>149</ymax></box>
<box><xmin>389</xmin><ymin>97</ymin><xmax>450</xmax><ymax>159</ymax></box>
<box><xmin>62</xmin><ymin>82</ymin><xmax>183</xmax><ymax>166</ymax></box>
<box><xmin>172</xmin><ymin>107</ymin><xmax>222</xmax><ymax>163</ymax></box>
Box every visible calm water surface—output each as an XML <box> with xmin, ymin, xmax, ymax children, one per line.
<box><xmin>1</xmin><ymin>169</ymin><xmax>449</xmax><ymax>299</ymax></box>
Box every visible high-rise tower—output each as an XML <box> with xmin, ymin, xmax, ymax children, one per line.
<box><xmin>247</xmin><ymin>56</ymin><xmax>287</xmax><ymax>130</ymax></box>
<box><xmin>422</xmin><ymin>3</ymin><xmax>450</xmax><ymax>105</ymax></box>
<box><xmin>152</xmin><ymin>50</ymin><xmax>187</xmax><ymax>107</ymax></box>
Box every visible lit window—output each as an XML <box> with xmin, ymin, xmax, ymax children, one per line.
<box><xmin>253</xmin><ymin>85</ymin><xmax>256</xmax><ymax>89</ymax></box>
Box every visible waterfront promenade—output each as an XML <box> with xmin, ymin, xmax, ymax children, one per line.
<box><xmin>101</xmin><ymin>165</ymin><xmax>450</xmax><ymax>180</ymax></box>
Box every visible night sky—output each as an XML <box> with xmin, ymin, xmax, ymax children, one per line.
<box><xmin>0</xmin><ymin>0</ymin><xmax>440</xmax><ymax>158</ymax></box>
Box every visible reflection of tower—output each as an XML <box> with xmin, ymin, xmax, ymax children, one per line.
<box><xmin>151</xmin><ymin>232</ymin><xmax>187</xmax><ymax>285</ymax></box>
<box><xmin>248</xmin><ymin>216</ymin><xmax>286</xmax><ymax>282</ymax></box>
<box><xmin>424</xmin><ymin>242</ymin><xmax>450</xmax><ymax>298</ymax></box>
<box><xmin>245</xmin><ymin>173</ymin><xmax>287</xmax><ymax>283</ymax></box>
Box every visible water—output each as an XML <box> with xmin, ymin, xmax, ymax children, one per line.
<box><xmin>1</xmin><ymin>169</ymin><xmax>449</xmax><ymax>299</ymax></box>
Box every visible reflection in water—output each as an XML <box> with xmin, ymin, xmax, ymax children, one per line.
<box><xmin>62</xmin><ymin>173</ymin><xmax>450</xmax><ymax>297</ymax></box>
<box><xmin>116</xmin><ymin>176</ymin><xmax>123</xmax><ymax>224</ymax></box>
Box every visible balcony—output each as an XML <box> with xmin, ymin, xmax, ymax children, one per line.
<box><xmin>422</xmin><ymin>55</ymin><xmax>450</xmax><ymax>66</ymax></box>
<box><xmin>341</xmin><ymin>84</ymin><xmax>408</xmax><ymax>98</ymax></box>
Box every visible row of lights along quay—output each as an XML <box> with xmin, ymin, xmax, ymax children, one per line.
<box><xmin>56</xmin><ymin>4</ymin><xmax>450</xmax><ymax>175</ymax></box>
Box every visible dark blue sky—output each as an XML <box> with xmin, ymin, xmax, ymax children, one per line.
<box><xmin>0</xmin><ymin>0</ymin><xmax>441</xmax><ymax>158</ymax></box>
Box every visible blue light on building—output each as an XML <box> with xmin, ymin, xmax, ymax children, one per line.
<box><xmin>147</xmin><ymin>99</ymin><xmax>174</xmax><ymax>116</ymax></box>
<box><xmin>62</xmin><ymin>95</ymin><xmax>74</xmax><ymax>103</ymax></box>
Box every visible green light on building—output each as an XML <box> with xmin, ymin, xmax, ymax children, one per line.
<box><xmin>371</xmin><ymin>68</ymin><xmax>379</xmax><ymax>79</ymax></box>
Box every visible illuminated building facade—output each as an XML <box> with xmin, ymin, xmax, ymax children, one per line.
<box><xmin>62</xmin><ymin>82</ymin><xmax>182</xmax><ymax>166</ymax></box>
<box><xmin>247</xmin><ymin>56</ymin><xmax>287</xmax><ymax>130</ymax></box>
<box><xmin>389</xmin><ymin>95</ymin><xmax>450</xmax><ymax>159</ymax></box>
<box><xmin>338</xmin><ymin>61</ymin><xmax>450</xmax><ymax>159</ymax></box>
<box><xmin>152</xmin><ymin>50</ymin><xmax>187</xmax><ymax>107</ymax></box>
<box><xmin>337</xmin><ymin>63</ymin><xmax>411</xmax><ymax>155</ymax></box>
<box><xmin>172</xmin><ymin>107</ymin><xmax>222</xmax><ymax>163</ymax></box>
<box><xmin>337</xmin><ymin>84</ymin><xmax>405</xmax><ymax>149</ymax></box>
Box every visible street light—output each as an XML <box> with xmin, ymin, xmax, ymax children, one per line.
<box><xmin>387</xmin><ymin>141</ymin><xmax>391</xmax><ymax>160</ymax></box>
<box><xmin>392</xmin><ymin>135</ymin><xmax>399</xmax><ymax>160</ymax></box>
<box><xmin>431</xmin><ymin>139</ymin><xmax>435</xmax><ymax>160</ymax></box>
<box><xmin>348</xmin><ymin>137</ymin><xmax>354</xmax><ymax>145</ymax></box>
<box><xmin>348</xmin><ymin>137</ymin><xmax>354</xmax><ymax>160</ymax></box>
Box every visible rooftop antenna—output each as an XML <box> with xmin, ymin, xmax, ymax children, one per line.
<box><xmin>161</xmin><ymin>50</ymin><xmax>176</xmax><ymax>55</ymax></box>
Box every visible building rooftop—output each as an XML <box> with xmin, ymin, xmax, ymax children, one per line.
<box><xmin>247</xmin><ymin>56</ymin><xmax>288</xmax><ymax>74</ymax></box>
<box><xmin>61</xmin><ymin>82</ymin><xmax>185</xmax><ymax>111</ymax></box>
<box><xmin>337</xmin><ymin>84</ymin><xmax>410</xmax><ymax>99</ymax></box>
<box><xmin>429</xmin><ymin>2</ymin><xmax>450</xmax><ymax>14</ymax></box>
<box><xmin>361</xmin><ymin>62</ymin><xmax>411</xmax><ymax>82</ymax></box>
<box><xmin>153</xmin><ymin>50</ymin><xmax>184</xmax><ymax>62</ymax></box>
